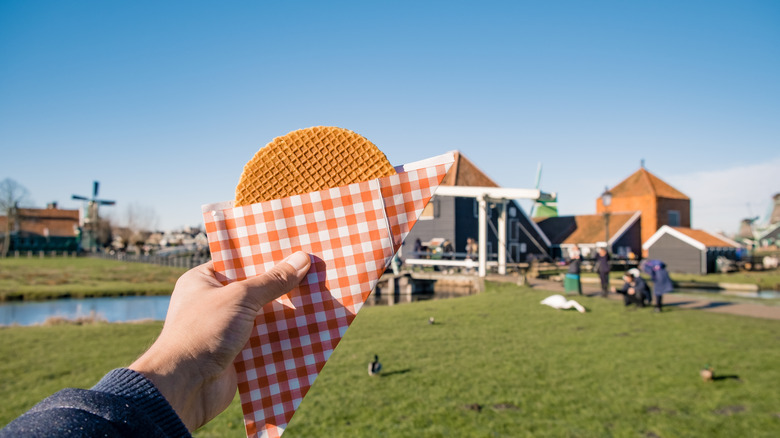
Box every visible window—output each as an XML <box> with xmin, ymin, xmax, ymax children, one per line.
<box><xmin>668</xmin><ymin>210</ymin><xmax>680</xmax><ymax>227</ymax></box>
<box><xmin>472</xmin><ymin>199</ymin><xmax>493</xmax><ymax>218</ymax></box>
<box><xmin>509</xmin><ymin>243</ymin><xmax>520</xmax><ymax>260</ymax></box>
<box><xmin>509</xmin><ymin>219</ymin><xmax>519</xmax><ymax>240</ymax></box>
<box><xmin>420</xmin><ymin>202</ymin><xmax>435</xmax><ymax>220</ymax></box>
<box><xmin>509</xmin><ymin>206</ymin><xmax>517</xmax><ymax>217</ymax></box>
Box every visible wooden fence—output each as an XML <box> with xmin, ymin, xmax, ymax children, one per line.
<box><xmin>89</xmin><ymin>252</ymin><xmax>211</xmax><ymax>269</ymax></box>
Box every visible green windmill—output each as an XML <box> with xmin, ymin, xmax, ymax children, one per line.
<box><xmin>72</xmin><ymin>181</ymin><xmax>115</xmax><ymax>252</ymax></box>
<box><xmin>529</xmin><ymin>163</ymin><xmax>558</xmax><ymax>218</ymax></box>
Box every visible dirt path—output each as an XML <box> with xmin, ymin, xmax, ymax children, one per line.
<box><xmin>524</xmin><ymin>278</ymin><xmax>780</xmax><ymax>321</ymax></box>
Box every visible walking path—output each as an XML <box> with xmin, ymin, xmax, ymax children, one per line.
<box><xmin>519</xmin><ymin>278</ymin><xmax>780</xmax><ymax>321</ymax></box>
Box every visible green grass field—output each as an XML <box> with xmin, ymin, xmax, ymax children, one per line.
<box><xmin>2</xmin><ymin>283</ymin><xmax>779</xmax><ymax>437</ymax></box>
<box><xmin>0</xmin><ymin>257</ymin><xmax>186</xmax><ymax>300</ymax></box>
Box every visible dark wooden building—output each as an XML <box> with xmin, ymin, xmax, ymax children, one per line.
<box><xmin>756</xmin><ymin>223</ymin><xmax>780</xmax><ymax>248</ymax></box>
<box><xmin>642</xmin><ymin>226</ymin><xmax>740</xmax><ymax>274</ymax></box>
<box><xmin>403</xmin><ymin>152</ymin><xmax>550</xmax><ymax>262</ymax></box>
<box><xmin>534</xmin><ymin>212</ymin><xmax>641</xmax><ymax>259</ymax></box>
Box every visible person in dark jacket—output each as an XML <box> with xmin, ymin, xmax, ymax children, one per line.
<box><xmin>1</xmin><ymin>251</ymin><xmax>312</xmax><ymax>437</ymax></box>
<box><xmin>612</xmin><ymin>272</ymin><xmax>649</xmax><ymax>308</ymax></box>
<box><xmin>413</xmin><ymin>238</ymin><xmax>424</xmax><ymax>257</ymax></box>
<box><xmin>594</xmin><ymin>247</ymin><xmax>611</xmax><ymax>297</ymax></box>
<box><xmin>650</xmin><ymin>261</ymin><xmax>673</xmax><ymax>312</ymax></box>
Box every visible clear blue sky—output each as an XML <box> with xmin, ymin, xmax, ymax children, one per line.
<box><xmin>2</xmin><ymin>0</ymin><xmax>778</xmax><ymax>234</ymax></box>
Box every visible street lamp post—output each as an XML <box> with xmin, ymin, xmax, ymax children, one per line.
<box><xmin>601</xmin><ymin>187</ymin><xmax>612</xmax><ymax>255</ymax></box>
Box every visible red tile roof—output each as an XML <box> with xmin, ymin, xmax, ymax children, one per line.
<box><xmin>440</xmin><ymin>151</ymin><xmax>499</xmax><ymax>187</ymax></box>
<box><xmin>610</xmin><ymin>168</ymin><xmax>688</xmax><ymax>200</ymax></box>
<box><xmin>534</xmin><ymin>213</ymin><xmax>638</xmax><ymax>245</ymax></box>
<box><xmin>0</xmin><ymin>208</ymin><xmax>79</xmax><ymax>237</ymax></box>
<box><xmin>672</xmin><ymin>227</ymin><xmax>739</xmax><ymax>248</ymax></box>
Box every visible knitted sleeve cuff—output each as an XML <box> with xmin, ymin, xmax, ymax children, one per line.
<box><xmin>92</xmin><ymin>368</ymin><xmax>191</xmax><ymax>437</ymax></box>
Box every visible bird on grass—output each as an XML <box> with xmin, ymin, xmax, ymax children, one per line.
<box><xmin>700</xmin><ymin>364</ymin><xmax>714</xmax><ymax>382</ymax></box>
<box><xmin>428</xmin><ymin>316</ymin><xmax>435</xmax><ymax>325</ymax></box>
<box><xmin>368</xmin><ymin>354</ymin><xmax>382</xmax><ymax>376</ymax></box>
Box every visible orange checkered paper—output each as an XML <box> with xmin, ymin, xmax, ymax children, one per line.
<box><xmin>202</xmin><ymin>152</ymin><xmax>454</xmax><ymax>438</ymax></box>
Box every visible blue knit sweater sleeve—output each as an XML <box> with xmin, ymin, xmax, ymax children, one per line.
<box><xmin>0</xmin><ymin>368</ymin><xmax>191</xmax><ymax>437</ymax></box>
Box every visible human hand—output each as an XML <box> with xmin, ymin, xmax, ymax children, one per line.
<box><xmin>129</xmin><ymin>251</ymin><xmax>311</xmax><ymax>431</ymax></box>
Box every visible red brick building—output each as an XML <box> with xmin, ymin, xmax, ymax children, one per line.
<box><xmin>0</xmin><ymin>204</ymin><xmax>80</xmax><ymax>253</ymax></box>
<box><xmin>596</xmin><ymin>167</ymin><xmax>690</xmax><ymax>256</ymax></box>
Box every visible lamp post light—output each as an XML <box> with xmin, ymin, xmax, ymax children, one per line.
<box><xmin>601</xmin><ymin>187</ymin><xmax>612</xmax><ymax>255</ymax></box>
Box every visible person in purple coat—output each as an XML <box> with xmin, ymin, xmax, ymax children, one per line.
<box><xmin>650</xmin><ymin>261</ymin><xmax>673</xmax><ymax>312</ymax></box>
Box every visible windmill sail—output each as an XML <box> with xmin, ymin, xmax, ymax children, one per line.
<box><xmin>530</xmin><ymin>163</ymin><xmax>558</xmax><ymax>218</ymax></box>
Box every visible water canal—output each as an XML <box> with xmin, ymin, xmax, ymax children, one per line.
<box><xmin>0</xmin><ymin>296</ymin><xmax>171</xmax><ymax>326</ymax></box>
<box><xmin>1</xmin><ymin>288</ymin><xmax>777</xmax><ymax>327</ymax></box>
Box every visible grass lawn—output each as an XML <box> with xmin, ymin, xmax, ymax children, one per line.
<box><xmin>0</xmin><ymin>322</ymin><xmax>163</xmax><ymax>426</ymax></box>
<box><xmin>0</xmin><ymin>257</ymin><xmax>186</xmax><ymax>300</ymax></box>
<box><xmin>2</xmin><ymin>283</ymin><xmax>779</xmax><ymax>437</ymax></box>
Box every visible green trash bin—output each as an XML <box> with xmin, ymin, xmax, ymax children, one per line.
<box><xmin>564</xmin><ymin>273</ymin><xmax>581</xmax><ymax>295</ymax></box>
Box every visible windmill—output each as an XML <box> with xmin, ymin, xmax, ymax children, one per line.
<box><xmin>529</xmin><ymin>163</ymin><xmax>558</xmax><ymax>218</ymax></box>
<box><xmin>72</xmin><ymin>181</ymin><xmax>115</xmax><ymax>252</ymax></box>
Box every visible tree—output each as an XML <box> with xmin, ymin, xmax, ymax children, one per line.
<box><xmin>0</xmin><ymin>178</ymin><xmax>31</xmax><ymax>257</ymax></box>
<box><xmin>113</xmin><ymin>202</ymin><xmax>159</xmax><ymax>253</ymax></box>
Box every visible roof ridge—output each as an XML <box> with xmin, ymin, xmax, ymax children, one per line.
<box><xmin>457</xmin><ymin>151</ymin><xmax>500</xmax><ymax>187</ymax></box>
<box><xmin>452</xmin><ymin>151</ymin><xmax>461</xmax><ymax>184</ymax></box>
<box><xmin>640</xmin><ymin>168</ymin><xmax>657</xmax><ymax>197</ymax></box>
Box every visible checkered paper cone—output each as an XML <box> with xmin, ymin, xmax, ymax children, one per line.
<box><xmin>202</xmin><ymin>152</ymin><xmax>454</xmax><ymax>438</ymax></box>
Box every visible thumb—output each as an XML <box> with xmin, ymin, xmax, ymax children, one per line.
<box><xmin>229</xmin><ymin>251</ymin><xmax>312</xmax><ymax>312</ymax></box>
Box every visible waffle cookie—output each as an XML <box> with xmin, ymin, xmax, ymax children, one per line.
<box><xmin>235</xmin><ymin>126</ymin><xmax>397</xmax><ymax>206</ymax></box>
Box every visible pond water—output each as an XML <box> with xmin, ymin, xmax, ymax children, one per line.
<box><xmin>0</xmin><ymin>296</ymin><xmax>171</xmax><ymax>327</ymax></box>
<box><xmin>6</xmin><ymin>287</ymin><xmax>771</xmax><ymax>327</ymax></box>
<box><xmin>0</xmin><ymin>288</ymin><xmax>474</xmax><ymax>326</ymax></box>
<box><xmin>719</xmin><ymin>290</ymin><xmax>780</xmax><ymax>299</ymax></box>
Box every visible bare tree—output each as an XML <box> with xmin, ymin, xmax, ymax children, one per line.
<box><xmin>0</xmin><ymin>178</ymin><xmax>32</xmax><ymax>257</ymax></box>
<box><xmin>115</xmin><ymin>202</ymin><xmax>159</xmax><ymax>252</ymax></box>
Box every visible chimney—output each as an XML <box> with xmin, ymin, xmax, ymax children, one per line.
<box><xmin>771</xmin><ymin>193</ymin><xmax>780</xmax><ymax>225</ymax></box>
<box><xmin>47</xmin><ymin>202</ymin><xmax>58</xmax><ymax>209</ymax></box>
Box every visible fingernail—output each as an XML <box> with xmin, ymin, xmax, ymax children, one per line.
<box><xmin>286</xmin><ymin>251</ymin><xmax>311</xmax><ymax>276</ymax></box>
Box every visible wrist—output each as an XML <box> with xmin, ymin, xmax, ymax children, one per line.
<box><xmin>92</xmin><ymin>368</ymin><xmax>191</xmax><ymax>436</ymax></box>
<box><xmin>129</xmin><ymin>345</ymin><xmax>204</xmax><ymax>431</ymax></box>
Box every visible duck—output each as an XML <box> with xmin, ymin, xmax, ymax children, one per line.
<box><xmin>368</xmin><ymin>354</ymin><xmax>382</xmax><ymax>376</ymax></box>
<box><xmin>700</xmin><ymin>364</ymin><xmax>714</xmax><ymax>382</ymax></box>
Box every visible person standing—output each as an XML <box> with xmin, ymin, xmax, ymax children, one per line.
<box><xmin>650</xmin><ymin>262</ymin><xmax>673</xmax><ymax>312</ymax></box>
<box><xmin>594</xmin><ymin>247</ymin><xmax>611</xmax><ymax>297</ymax></box>
<box><xmin>564</xmin><ymin>247</ymin><xmax>582</xmax><ymax>295</ymax></box>
<box><xmin>413</xmin><ymin>238</ymin><xmax>423</xmax><ymax>257</ymax></box>
<box><xmin>465</xmin><ymin>237</ymin><xmax>477</xmax><ymax>273</ymax></box>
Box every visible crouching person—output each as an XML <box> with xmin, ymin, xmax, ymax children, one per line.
<box><xmin>611</xmin><ymin>272</ymin><xmax>650</xmax><ymax>308</ymax></box>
